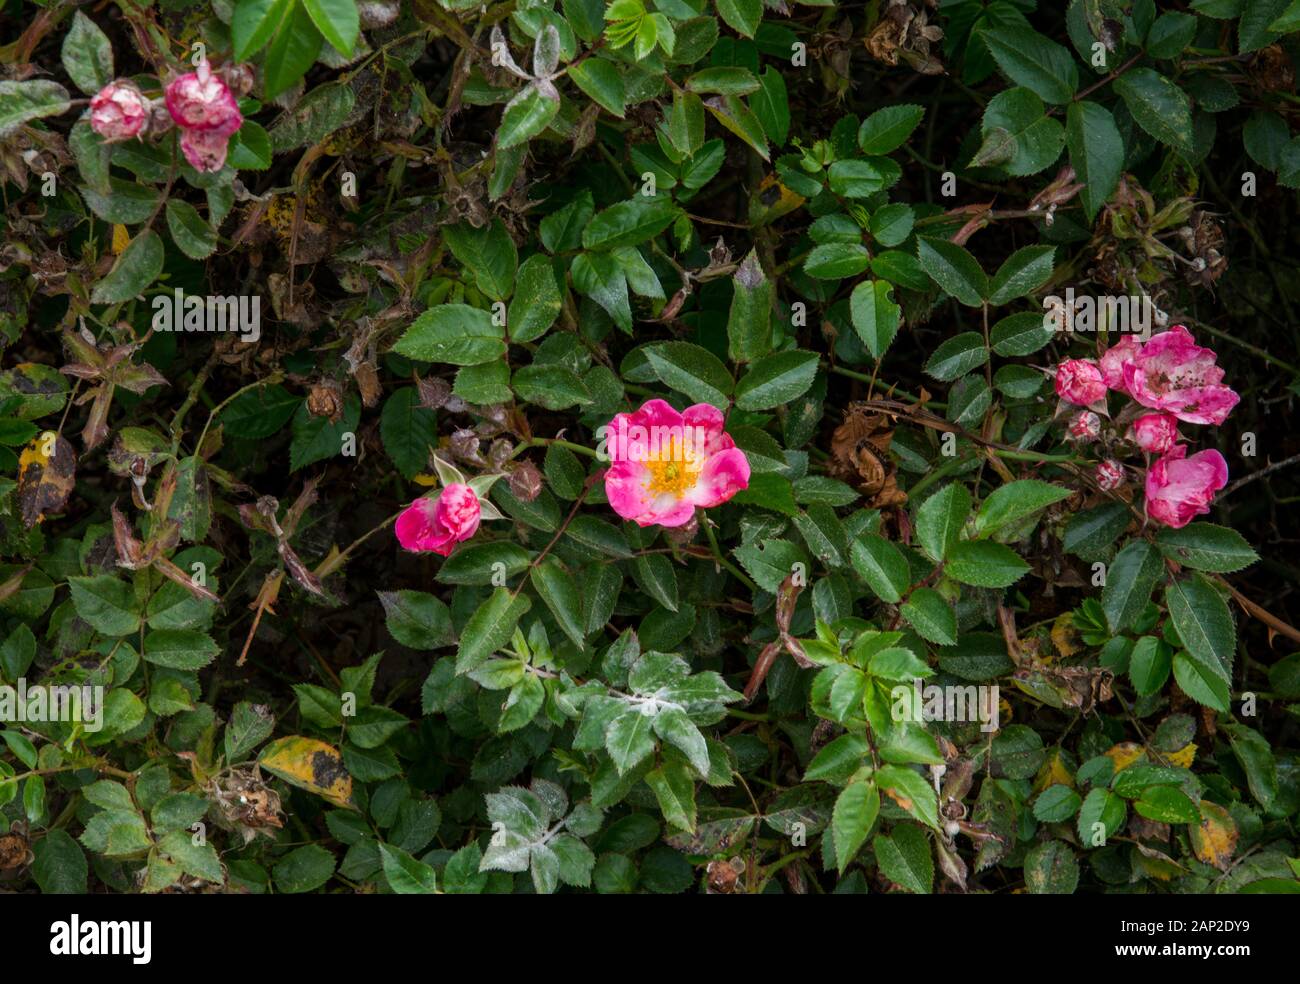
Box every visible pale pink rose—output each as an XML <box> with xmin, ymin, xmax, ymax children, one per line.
<box><xmin>395</xmin><ymin>483</ymin><xmax>481</xmax><ymax>555</ymax></box>
<box><xmin>1129</xmin><ymin>412</ymin><xmax>1179</xmax><ymax>454</ymax></box>
<box><xmin>178</xmin><ymin>128</ymin><xmax>232</xmax><ymax>172</ymax></box>
<box><xmin>165</xmin><ymin>60</ymin><xmax>243</xmax><ymax>136</ymax></box>
<box><xmin>89</xmin><ymin>80</ymin><xmax>149</xmax><ymax>142</ymax></box>
<box><xmin>1099</xmin><ymin>336</ymin><xmax>1143</xmax><ymax>395</ymax></box>
<box><xmin>1095</xmin><ymin>460</ymin><xmax>1125</xmax><ymax>491</ymax></box>
<box><xmin>604</xmin><ymin>399</ymin><xmax>750</xmax><ymax>528</ymax></box>
<box><xmin>1067</xmin><ymin>410</ymin><xmax>1101</xmax><ymax>441</ymax></box>
<box><xmin>1122</xmin><ymin>325</ymin><xmax>1239</xmax><ymax>425</ymax></box>
<box><xmin>1145</xmin><ymin>446</ymin><xmax>1228</xmax><ymax>529</ymax></box>
<box><xmin>1054</xmin><ymin>359</ymin><xmax>1107</xmax><ymax>406</ymax></box>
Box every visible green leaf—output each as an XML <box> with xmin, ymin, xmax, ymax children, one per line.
<box><xmin>32</xmin><ymin>830</ymin><xmax>88</xmax><ymax>894</ymax></box>
<box><xmin>379</xmin><ymin>387</ymin><xmax>438</xmax><ymax>479</ymax></box>
<box><xmin>378</xmin><ymin>590</ymin><xmax>454</xmax><ymax>649</ymax></box>
<box><xmin>91</xmin><ymin>230</ymin><xmax>164</xmax><ymax>304</ymax></box>
<box><xmin>924</xmin><ymin>332</ymin><xmax>987</xmax><ymax>382</ymax></box>
<box><xmin>1224</xmin><ymin>723</ymin><xmax>1278</xmax><ymax>810</ymax></box>
<box><xmin>877</xmin><ymin>764</ymin><xmax>939</xmax><ymax>829</ymax></box>
<box><xmin>1146</xmin><ymin>11</ymin><xmax>1198</xmax><ymax>59</ymax></box>
<box><xmin>607</xmin><ymin>706</ymin><xmax>656</xmax><ymax>774</ymax></box>
<box><xmin>751</xmin><ymin>67</ymin><xmax>789</xmax><ymax>146</ymax></box>
<box><xmin>916</xmin><ymin>484</ymin><xmax>971</xmax><ymax>562</ymax></box>
<box><xmin>849</xmin><ymin>279</ymin><xmax>901</xmax><ymax>359</ymax></box>
<box><xmin>1032</xmin><ymin>785</ymin><xmax>1082</xmax><ymax>822</ymax></box>
<box><xmin>715</xmin><ymin>0</ymin><xmax>761</xmax><ymax>38</ymax></box>
<box><xmin>302</xmin><ymin>0</ymin><xmax>359</xmax><ymax>56</ymax></box>
<box><xmin>734</xmin><ymin>350</ymin><xmax>819</xmax><ymax>410</ymax></box>
<box><xmin>988</xmin><ymin>245</ymin><xmax>1056</xmax><ymax>305</ymax></box>
<box><xmin>512</xmin><ymin>364</ymin><xmax>593</xmax><ymax>410</ymax></box>
<box><xmin>232</xmin><ymin>0</ymin><xmax>292</xmax><ymax>60</ymax></box>
<box><xmin>455</xmin><ymin>589</ymin><xmax>532</xmax><ymax>674</ymax></box>
<box><xmin>633</xmin><ymin>553</ymin><xmax>679</xmax><ymax>611</ymax></box>
<box><xmin>0</xmin><ymin>80</ymin><xmax>71</xmax><ymax>135</ymax></box>
<box><xmin>900</xmin><ymin>588</ymin><xmax>957</xmax><ymax>646</ymax></box>
<box><xmin>979</xmin><ymin>25</ymin><xmax>1079</xmax><ymax>104</ymax></box>
<box><xmin>704</xmin><ymin>94</ymin><xmax>770</xmax><ymax>160</ymax></box>
<box><xmin>227</xmin><ymin>121</ymin><xmax>273</xmax><ymax>170</ymax></box>
<box><xmin>873</xmin><ymin>823</ymin><xmax>932</xmax><ymax>893</ymax></box>
<box><xmin>165</xmin><ymin>200</ymin><xmax>218</xmax><ymax>261</ymax></box>
<box><xmin>143</xmin><ymin>629</ymin><xmax>219</xmax><ymax>670</ymax></box>
<box><xmin>1241</xmin><ymin>0</ymin><xmax>1291</xmax><ymax>51</ymax></box>
<box><xmin>644</xmin><ymin>341</ymin><xmax>733</xmax><ymax>408</ymax></box>
<box><xmin>444</xmin><ymin>219</ymin><xmax>518</xmax><ymax>302</ymax></box>
<box><xmin>69</xmin><ymin>575</ymin><xmax>141</xmax><ymax>636</ymax></box>
<box><xmin>1165</xmin><ymin>575</ymin><xmax>1235</xmax><ymax>682</ymax></box>
<box><xmin>857</xmin><ymin>104</ymin><xmax>925</xmax><ymax>155</ymax></box>
<box><xmin>264</xmin><ymin>1</ymin><xmax>323</xmax><ymax>99</ymax></box>
<box><xmin>393</xmin><ymin>305</ymin><xmax>506</xmax><ymax>365</ymax></box>
<box><xmin>1101</xmin><ymin>541</ymin><xmax>1164</xmax><ymax>634</ymax></box>
<box><xmin>1128</xmin><ymin>636</ymin><xmax>1171</xmax><ymax>696</ymax></box>
<box><xmin>508</xmin><ymin>254</ymin><xmax>562</xmax><ymax>343</ymax></box>
<box><xmin>1112</xmin><ymin>68</ymin><xmax>1193</xmax><ymax>154</ymax></box>
<box><xmin>974</xmin><ymin>87</ymin><xmax>1065</xmax><ymax>176</ymax></box>
<box><xmin>498</xmin><ymin>84</ymin><xmax>561</xmax><ymax>149</ymax></box>
<box><xmin>975</xmin><ymin>480</ymin><xmax>1070</xmax><ymax>537</ymax></box>
<box><xmin>61</xmin><ymin>12</ymin><xmax>114</xmax><ymax>95</ymax></box>
<box><xmin>850</xmin><ymin>535</ymin><xmax>910</xmax><ymax>604</ymax></box>
<box><xmin>1077</xmin><ymin>787</ymin><xmax>1125</xmax><ymax>844</ymax></box>
<box><xmin>1172</xmin><ymin>650</ymin><xmax>1230</xmax><ymax>712</ymax></box>
<box><xmin>1155</xmin><ymin>523</ymin><xmax>1259</xmax><ymax>573</ymax></box>
<box><xmin>803</xmin><ymin>243</ymin><xmax>870</xmax><ymax>280</ymax></box>
<box><xmin>727</xmin><ymin>249</ymin><xmax>774</xmax><ymax>362</ymax></box>
<box><xmin>531</xmin><ymin>558</ymin><xmax>586</xmax><ymax>648</ymax></box>
<box><xmin>569</xmin><ymin>58</ymin><xmax>626</xmax><ymax>117</ymax></box>
<box><xmin>583</xmin><ymin>198</ymin><xmax>680</xmax><ymax>251</ymax></box>
<box><xmin>379</xmin><ymin>843</ymin><xmax>438</xmax><ymax>893</ymax></box>
<box><xmin>945</xmin><ymin>541</ymin><xmax>1029</xmax><ymax>588</ymax></box>
<box><xmin>831</xmin><ymin>780</ymin><xmax>879</xmax><ymax>873</ymax></box>
<box><xmin>274</xmin><ymin>844</ymin><xmax>337</xmax><ymax>893</ymax></box>
<box><xmin>917</xmin><ymin>237</ymin><xmax>987</xmax><ymax>307</ymax></box>
<box><xmin>1066</xmin><ymin>102</ymin><xmax>1123</xmax><ymax>219</ymax></box>
<box><xmin>828</xmin><ymin>160</ymin><xmax>888</xmax><ymax>198</ymax></box>
<box><xmin>645</xmin><ymin>761</ymin><xmax>696</xmax><ymax>831</ymax></box>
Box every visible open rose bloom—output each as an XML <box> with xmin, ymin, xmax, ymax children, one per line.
<box><xmin>604</xmin><ymin>400</ymin><xmax>750</xmax><ymax>528</ymax></box>
<box><xmin>1145</xmin><ymin>447</ymin><xmax>1229</xmax><ymax>529</ymax></box>
<box><xmin>1120</xmin><ymin>325</ymin><xmax>1239</xmax><ymax>425</ymax></box>
<box><xmin>165</xmin><ymin>60</ymin><xmax>243</xmax><ymax>172</ymax></box>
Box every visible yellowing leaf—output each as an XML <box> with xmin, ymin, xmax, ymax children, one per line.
<box><xmin>1165</xmin><ymin>742</ymin><xmax>1197</xmax><ymax>768</ymax></box>
<box><xmin>412</xmin><ymin>473</ymin><xmax>439</xmax><ymax>486</ymax></box>
<box><xmin>1050</xmin><ymin>613</ymin><xmax>1080</xmax><ymax>659</ymax></box>
<box><xmin>1033</xmin><ymin>748</ymin><xmax>1074</xmax><ymax>793</ymax></box>
<box><xmin>17</xmin><ymin>431</ymin><xmax>76</xmax><ymax>528</ymax></box>
<box><xmin>1190</xmin><ymin>801</ymin><xmax>1237</xmax><ymax>870</ymax></box>
<box><xmin>1105</xmin><ymin>742</ymin><xmax>1145</xmax><ymax>773</ymax></box>
<box><xmin>258</xmin><ymin>736</ymin><xmax>354</xmax><ymax>809</ymax></box>
<box><xmin>112</xmin><ymin>223</ymin><xmax>130</xmax><ymax>255</ymax></box>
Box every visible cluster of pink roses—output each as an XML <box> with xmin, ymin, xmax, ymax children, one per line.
<box><xmin>89</xmin><ymin>60</ymin><xmax>243</xmax><ymax>173</ymax></box>
<box><xmin>1054</xmin><ymin>325</ymin><xmax>1238</xmax><ymax>529</ymax></box>
<box><xmin>396</xmin><ymin>400</ymin><xmax>752</xmax><ymax>554</ymax></box>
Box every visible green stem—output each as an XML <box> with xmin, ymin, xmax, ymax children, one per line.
<box><xmin>703</xmin><ymin>517</ymin><xmax>756</xmax><ymax>591</ymax></box>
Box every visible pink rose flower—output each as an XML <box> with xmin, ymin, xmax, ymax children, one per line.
<box><xmin>1095</xmin><ymin>460</ymin><xmax>1125</xmax><ymax>491</ymax></box>
<box><xmin>1054</xmin><ymin>359</ymin><xmax>1107</xmax><ymax>406</ymax></box>
<box><xmin>1129</xmin><ymin>412</ymin><xmax>1179</xmax><ymax>454</ymax></box>
<box><xmin>1067</xmin><ymin>410</ymin><xmax>1100</xmax><ymax>441</ymax></box>
<box><xmin>395</xmin><ymin>482</ymin><xmax>482</xmax><ymax>555</ymax></box>
<box><xmin>165</xmin><ymin>60</ymin><xmax>243</xmax><ymax>136</ymax></box>
<box><xmin>1145</xmin><ymin>446</ymin><xmax>1229</xmax><ymax>529</ymax></box>
<box><xmin>179</xmin><ymin>127</ymin><xmax>232</xmax><ymax>172</ymax></box>
<box><xmin>604</xmin><ymin>399</ymin><xmax>750</xmax><ymax>528</ymax></box>
<box><xmin>89</xmin><ymin>80</ymin><xmax>149</xmax><ymax>142</ymax></box>
<box><xmin>1121</xmin><ymin>325</ymin><xmax>1240</xmax><ymax>425</ymax></box>
<box><xmin>1099</xmin><ymin>336</ymin><xmax>1142</xmax><ymax>395</ymax></box>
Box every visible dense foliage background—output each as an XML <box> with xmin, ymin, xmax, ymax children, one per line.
<box><xmin>2</xmin><ymin>0</ymin><xmax>1300</xmax><ymax>895</ymax></box>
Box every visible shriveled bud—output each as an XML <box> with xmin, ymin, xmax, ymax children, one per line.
<box><xmin>306</xmin><ymin>379</ymin><xmax>345</xmax><ymax>421</ymax></box>
<box><xmin>508</xmin><ymin>460</ymin><xmax>543</xmax><ymax>501</ymax></box>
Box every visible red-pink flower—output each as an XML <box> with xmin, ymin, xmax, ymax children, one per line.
<box><xmin>89</xmin><ymin>80</ymin><xmax>149</xmax><ymax>142</ymax></box>
<box><xmin>1095</xmin><ymin>460</ymin><xmax>1125</xmax><ymax>491</ymax></box>
<box><xmin>179</xmin><ymin>128</ymin><xmax>232</xmax><ymax>172</ymax></box>
<box><xmin>1054</xmin><ymin>359</ymin><xmax>1107</xmax><ymax>406</ymax></box>
<box><xmin>603</xmin><ymin>399</ymin><xmax>750</xmax><ymax>528</ymax></box>
<box><xmin>1067</xmin><ymin>410</ymin><xmax>1100</xmax><ymax>441</ymax></box>
<box><xmin>165</xmin><ymin>61</ymin><xmax>243</xmax><ymax>136</ymax></box>
<box><xmin>1121</xmin><ymin>325</ymin><xmax>1239</xmax><ymax>425</ymax></box>
<box><xmin>1129</xmin><ymin>412</ymin><xmax>1179</xmax><ymax>454</ymax></box>
<box><xmin>395</xmin><ymin>483</ymin><xmax>481</xmax><ymax>555</ymax></box>
<box><xmin>1145</xmin><ymin>446</ymin><xmax>1228</xmax><ymax>529</ymax></box>
<box><xmin>1099</xmin><ymin>336</ymin><xmax>1142</xmax><ymax>395</ymax></box>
